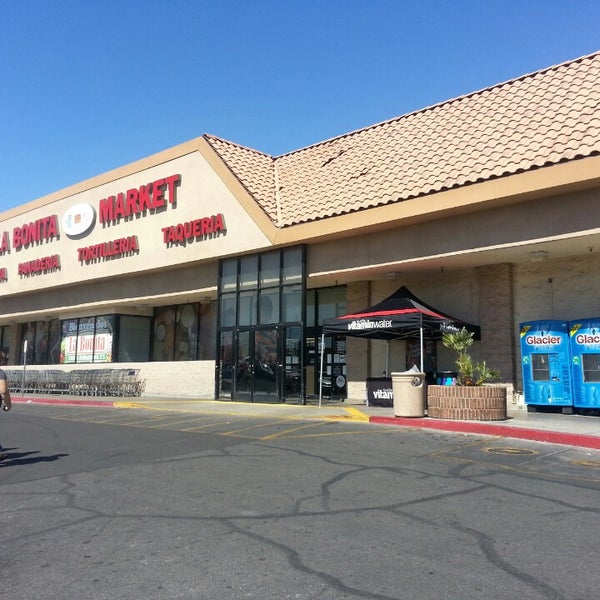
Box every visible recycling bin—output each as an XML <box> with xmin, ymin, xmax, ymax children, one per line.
<box><xmin>391</xmin><ymin>371</ymin><xmax>426</xmax><ymax>417</ymax></box>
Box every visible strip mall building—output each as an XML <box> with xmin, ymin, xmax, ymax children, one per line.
<box><xmin>1</xmin><ymin>52</ymin><xmax>599</xmax><ymax>404</ymax></box>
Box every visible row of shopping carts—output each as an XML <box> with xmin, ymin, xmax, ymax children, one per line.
<box><xmin>5</xmin><ymin>368</ymin><xmax>146</xmax><ymax>397</ymax></box>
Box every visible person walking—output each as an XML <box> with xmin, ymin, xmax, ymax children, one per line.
<box><xmin>0</xmin><ymin>353</ymin><xmax>12</xmax><ymax>460</ymax></box>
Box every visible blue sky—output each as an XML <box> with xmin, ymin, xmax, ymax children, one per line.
<box><xmin>1</xmin><ymin>0</ymin><xmax>599</xmax><ymax>212</ymax></box>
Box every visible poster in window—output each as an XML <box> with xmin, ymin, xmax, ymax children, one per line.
<box><xmin>93</xmin><ymin>316</ymin><xmax>114</xmax><ymax>363</ymax></box>
<box><xmin>76</xmin><ymin>317</ymin><xmax>96</xmax><ymax>363</ymax></box>
<box><xmin>61</xmin><ymin>319</ymin><xmax>78</xmax><ymax>364</ymax></box>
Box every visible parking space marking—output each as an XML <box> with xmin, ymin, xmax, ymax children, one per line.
<box><xmin>260</xmin><ymin>421</ymin><xmax>330</xmax><ymax>440</ymax></box>
<box><xmin>42</xmin><ymin>406</ymin><xmax>392</xmax><ymax>440</ymax></box>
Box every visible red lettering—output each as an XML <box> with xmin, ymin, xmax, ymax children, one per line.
<box><xmin>525</xmin><ymin>335</ymin><xmax>562</xmax><ymax>346</ymax></box>
<box><xmin>152</xmin><ymin>178</ymin><xmax>166</xmax><ymax>208</ymax></box>
<box><xmin>214</xmin><ymin>213</ymin><xmax>225</xmax><ymax>232</ymax></box>
<box><xmin>78</xmin><ymin>236</ymin><xmax>138</xmax><ymax>264</ymax></box>
<box><xmin>165</xmin><ymin>174</ymin><xmax>180</xmax><ymax>205</ymax></box>
<box><xmin>17</xmin><ymin>254</ymin><xmax>60</xmax><ymax>276</ymax></box>
<box><xmin>576</xmin><ymin>333</ymin><xmax>600</xmax><ymax>345</ymax></box>
<box><xmin>99</xmin><ymin>196</ymin><xmax>115</xmax><ymax>224</ymax></box>
<box><xmin>162</xmin><ymin>213</ymin><xmax>226</xmax><ymax>246</ymax></box>
<box><xmin>114</xmin><ymin>193</ymin><xmax>126</xmax><ymax>219</ymax></box>
<box><xmin>125</xmin><ymin>188</ymin><xmax>139</xmax><ymax>216</ymax></box>
<box><xmin>46</xmin><ymin>215</ymin><xmax>59</xmax><ymax>238</ymax></box>
<box><xmin>97</xmin><ymin>174</ymin><xmax>180</xmax><ymax>225</ymax></box>
<box><xmin>138</xmin><ymin>185</ymin><xmax>152</xmax><ymax>211</ymax></box>
<box><xmin>0</xmin><ymin>231</ymin><xmax>9</xmax><ymax>254</ymax></box>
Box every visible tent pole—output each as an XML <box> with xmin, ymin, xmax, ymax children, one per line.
<box><xmin>386</xmin><ymin>340</ymin><xmax>390</xmax><ymax>376</ymax></box>
<box><xmin>420</xmin><ymin>327</ymin><xmax>424</xmax><ymax>372</ymax></box>
<box><xmin>319</xmin><ymin>333</ymin><xmax>325</xmax><ymax>408</ymax></box>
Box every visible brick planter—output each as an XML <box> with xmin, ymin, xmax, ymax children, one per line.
<box><xmin>427</xmin><ymin>385</ymin><xmax>507</xmax><ymax>421</ymax></box>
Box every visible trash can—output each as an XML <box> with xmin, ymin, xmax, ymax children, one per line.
<box><xmin>391</xmin><ymin>370</ymin><xmax>426</xmax><ymax>417</ymax></box>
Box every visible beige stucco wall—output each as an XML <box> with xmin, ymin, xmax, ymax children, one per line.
<box><xmin>0</xmin><ymin>151</ymin><xmax>272</xmax><ymax>301</ymax></box>
<box><xmin>4</xmin><ymin>361</ymin><xmax>217</xmax><ymax>399</ymax></box>
<box><xmin>137</xmin><ymin>360</ymin><xmax>216</xmax><ymax>398</ymax></box>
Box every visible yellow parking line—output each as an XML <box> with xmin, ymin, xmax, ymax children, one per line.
<box><xmin>145</xmin><ymin>416</ymin><xmax>217</xmax><ymax>428</ymax></box>
<box><xmin>223</xmin><ymin>419</ymin><xmax>294</xmax><ymax>436</ymax></box>
<box><xmin>179</xmin><ymin>420</ymin><xmax>236</xmax><ymax>431</ymax></box>
<box><xmin>260</xmin><ymin>421</ymin><xmax>328</xmax><ymax>440</ymax></box>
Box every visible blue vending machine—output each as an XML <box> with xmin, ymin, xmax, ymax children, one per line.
<box><xmin>519</xmin><ymin>321</ymin><xmax>573</xmax><ymax>412</ymax></box>
<box><xmin>569</xmin><ymin>319</ymin><xmax>600</xmax><ymax>410</ymax></box>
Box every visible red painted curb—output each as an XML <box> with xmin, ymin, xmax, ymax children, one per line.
<box><xmin>12</xmin><ymin>397</ymin><xmax>114</xmax><ymax>408</ymax></box>
<box><xmin>369</xmin><ymin>416</ymin><xmax>600</xmax><ymax>449</ymax></box>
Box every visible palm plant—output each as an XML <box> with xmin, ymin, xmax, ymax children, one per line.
<box><xmin>441</xmin><ymin>328</ymin><xmax>500</xmax><ymax>386</ymax></box>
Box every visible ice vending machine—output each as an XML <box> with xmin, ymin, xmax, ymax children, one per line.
<box><xmin>519</xmin><ymin>321</ymin><xmax>573</xmax><ymax>410</ymax></box>
<box><xmin>569</xmin><ymin>319</ymin><xmax>600</xmax><ymax>409</ymax></box>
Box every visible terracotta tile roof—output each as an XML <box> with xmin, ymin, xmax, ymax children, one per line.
<box><xmin>204</xmin><ymin>51</ymin><xmax>600</xmax><ymax>227</ymax></box>
<box><xmin>203</xmin><ymin>136</ymin><xmax>278</xmax><ymax>221</ymax></box>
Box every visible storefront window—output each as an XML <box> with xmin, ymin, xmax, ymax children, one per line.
<box><xmin>221</xmin><ymin>260</ymin><xmax>237</xmax><ymax>291</ymax></box>
<box><xmin>238</xmin><ymin>291</ymin><xmax>258</xmax><ymax>326</ymax></box>
<box><xmin>59</xmin><ymin>316</ymin><xmax>115</xmax><ymax>364</ymax></box>
<box><xmin>220</xmin><ymin>294</ymin><xmax>237</xmax><ymax>327</ymax></box>
<box><xmin>118</xmin><ymin>316</ymin><xmax>151</xmax><ymax>362</ymax></box>
<box><xmin>283</xmin><ymin>284</ymin><xmax>302</xmax><ymax>323</ymax></box>
<box><xmin>217</xmin><ymin>246</ymin><xmax>306</xmax><ymax>402</ymax></box>
<box><xmin>239</xmin><ymin>255</ymin><xmax>258</xmax><ymax>289</ymax></box>
<box><xmin>259</xmin><ymin>290</ymin><xmax>279</xmax><ymax>324</ymax></box>
<box><xmin>260</xmin><ymin>251</ymin><xmax>280</xmax><ymax>288</ymax></box>
<box><xmin>316</xmin><ymin>287</ymin><xmax>347</xmax><ymax>324</ymax></box>
<box><xmin>152</xmin><ymin>302</ymin><xmax>208</xmax><ymax>361</ymax></box>
<box><xmin>16</xmin><ymin>319</ymin><xmax>61</xmax><ymax>365</ymax></box>
<box><xmin>283</xmin><ymin>247</ymin><xmax>303</xmax><ymax>284</ymax></box>
<box><xmin>93</xmin><ymin>316</ymin><xmax>114</xmax><ymax>362</ymax></box>
<box><xmin>198</xmin><ymin>303</ymin><xmax>216</xmax><ymax>360</ymax></box>
<box><xmin>47</xmin><ymin>320</ymin><xmax>61</xmax><ymax>364</ymax></box>
<box><xmin>0</xmin><ymin>326</ymin><xmax>8</xmax><ymax>365</ymax></box>
<box><xmin>175</xmin><ymin>304</ymin><xmax>198</xmax><ymax>361</ymax></box>
<box><xmin>20</xmin><ymin>322</ymin><xmax>36</xmax><ymax>365</ymax></box>
<box><xmin>61</xmin><ymin>319</ymin><xmax>78</xmax><ymax>364</ymax></box>
<box><xmin>305</xmin><ymin>286</ymin><xmax>347</xmax><ymax>327</ymax></box>
<box><xmin>152</xmin><ymin>306</ymin><xmax>176</xmax><ymax>361</ymax></box>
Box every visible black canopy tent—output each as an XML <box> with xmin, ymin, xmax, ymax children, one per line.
<box><xmin>319</xmin><ymin>286</ymin><xmax>480</xmax><ymax>404</ymax></box>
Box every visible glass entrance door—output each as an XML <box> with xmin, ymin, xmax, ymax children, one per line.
<box><xmin>231</xmin><ymin>328</ymin><xmax>279</xmax><ymax>403</ymax></box>
<box><xmin>235</xmin><ymin>330</ymin><xmax>252</xmax><ymax>402</ymax></box>
<box><xmin>223</xmin><ymin>326</ymin><xmax>304</xmax><ymax>403</ymax></box>
<box><xmin>282</xmin><ymin>326</ymin><xmax>302</xmax><ymax>402</ymax></box>
<box><xmin>252</xmin><ymin>328</ymin><xmax>279</xmax><ymax>403</ymax></box>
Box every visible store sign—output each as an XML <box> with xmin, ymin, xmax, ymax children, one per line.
<box><xmin>62</xmin><ymin>203</ymin><xmax>96</xmax><ymax>238</ymax></box>
<box><xmin>0</xmin><ymin>215</ymin><xmax>60</xmax><ymax>254</ymax></box>
<box><xmin>0</xmin><ymin>232</ymin><xmax>9</xmax><ymax>255</ymax></box>
<box><xmin>18</xmin><ymin>254</ymin><xmax>61</xmax><ymax>276</ymax></box>
<box><xmin>161</xmin><ymin>213</ymin><xmax>226</xmax><ymax>245</ymax></box>
<box><xmin>77</xmin><ymin>236</ymin><xmax>139</xmax><ymax>263</ymax></box>
<box><xmin>98</xmin><ymin>174</ymin><xmax>181</xmax><ymax>225</ymax></box>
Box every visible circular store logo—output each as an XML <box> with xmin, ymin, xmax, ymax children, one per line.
<box><xmin>62</xmin><ymin>203</ymin><xmax>96</xmax><ymax>238</ymax></box>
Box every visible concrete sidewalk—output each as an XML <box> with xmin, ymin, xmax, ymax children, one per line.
<box><xmin>10</xmin><ymin>394</ymin><xmax>600</xmax><ymax>450</ymax></box>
